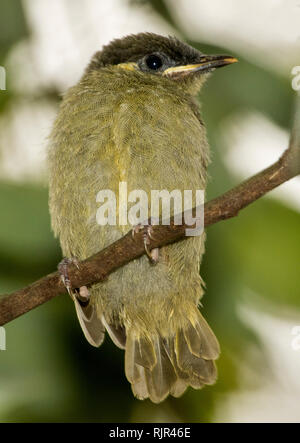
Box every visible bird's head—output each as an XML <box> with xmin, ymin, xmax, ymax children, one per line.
<box><xmin>86</xmin><ymin>33</ymin><xmax>237</xmax><ymax>95</ymax></box>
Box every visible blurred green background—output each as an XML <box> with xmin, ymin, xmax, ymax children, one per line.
<box><xmin>0</xmin><ymin>0</ymin><xmax>300</xmax><ymax>423</ymax></box>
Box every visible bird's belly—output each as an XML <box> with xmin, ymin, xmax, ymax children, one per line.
<box><xmin>64</xmin><ymin>156</ymin><xmax>206</xmax><ymax>333</ymax></box>
<box><xmin>90</xmin><ymin>231</ymin><xmax>205</xmax><ymax>335</ymax></box>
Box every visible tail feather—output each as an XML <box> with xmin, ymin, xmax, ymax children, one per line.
<box><xmin>184</xmin><ymin>317</ymin><xmax>220</xmax><ymax>360</ymax></box>
<box><xmin>170</xmin><ymin>379</ymin><xmax>188</xmax><ymax>398</ymax></box>
<box><xmin>165</xmin><ymin>335</ymin><xmax>207</xmax><ymax>390</ymax></box>
<box><xmin>143</xmin><ymin>337</ymin><xmax>177</xmax><ymax>403</ymax></box>
<box><xmin>175</xmin><ymin>329</ymin><xmax>217</xmax><ymax>383</ymax></box>
<box><xmin>73</xmin><ymin>297</ymin><xmax>105</xmax><ymax>347</ymax></box>
<box><xmin>125</xmin><ymin>335</ymin><xmax>177</xmax><ymax>403</ymax></box>
<box><xmin>125</xmin><ymin>310</ymin><xmax>220</xmax><ymax>403</ymax></box>
<box><xmin>131</xmin><ymin>365</ymin><xmax>149</xmax><ymax>399</ymax></box>
<box><xmin>135</xmin><ymin>336</ymin><xmax>157</xmax><ymax>370</ymax></box>
<box><xmin>101</xmin><ymin>315</ymin><xmax>126</xmax><ymax>349</ymax></box>
<box><xmin>125</xmin><ymin>334</ymin><xmax>139</xmax><ymax>384</ymax></box>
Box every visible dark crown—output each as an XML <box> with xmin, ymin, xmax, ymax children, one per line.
<box><xmin>87</xmin><ymin>33</ymin><xmax>202</xmax><ymax>72</ymax></box>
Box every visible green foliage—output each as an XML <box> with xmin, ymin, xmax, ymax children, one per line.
<box><xmin>0</xmin><ymin>0</ymin><xmax>27</xmax><ymax>58</ymax></box>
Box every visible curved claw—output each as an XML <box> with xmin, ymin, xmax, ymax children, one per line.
<box><xmin>132</xmin><ymin>223</ymin><xmax>159</xmax><ymax>264</ymax></box>
<box><xmin>131</xmin><ymin>224</ymin><xmax>144</xmax><ymax>238</ymax></box>
<box><xmin>144</xmin><ymin>235</ymin><xmax>152</xmax><ymax>259</ymax></box>
<box><xmin>58</xmin><ymin>256</ymin><xmax>81</xmax><ymax>300</ymax></box>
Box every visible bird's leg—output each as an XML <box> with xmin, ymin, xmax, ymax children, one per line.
<box><xmin>58</xmin><ymin>257</ymin><xmax>90</xmax><ymax>302</ymax></box>
<box><xmin>132</xmin><ymin>221</ymin><xmax>159</xmax><ymax>264</ymax></box>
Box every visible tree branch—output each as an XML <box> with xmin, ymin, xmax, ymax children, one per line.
<box><xmin>1</xmin><ymin>96</ymin><xmax>299</xmax><ymax>327</ymax></box>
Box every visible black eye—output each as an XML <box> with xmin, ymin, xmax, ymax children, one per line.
<box><xmin>145</xmin><ymin>54</ymin><xmax>163</xmax><ymax>70</ymax></box>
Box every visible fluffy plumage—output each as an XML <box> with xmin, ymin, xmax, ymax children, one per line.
<box><xmin>48</xmin><ymin>33</ymin><xmax>221</xmax><ymax>403</ymax></box>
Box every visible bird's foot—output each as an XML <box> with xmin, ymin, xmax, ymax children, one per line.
<box><xmin>132</xmin><ymin>222</ymin><xmax>159</xmax><ymax>264</ymax></box>
<box><xmin>76</xmin><ymin>285</ymin><xmax>90</xmax><ymax>304</ymax></box>
<box><xmin>58</xmin><ymin>257</ymin><xmax>90</xmax><ymax>302</ymax></box>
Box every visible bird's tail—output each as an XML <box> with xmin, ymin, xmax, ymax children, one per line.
<box><xmin>124</xmin><ymin>309</ymin><xmax>220</xmax><ymax>403</ymax></box>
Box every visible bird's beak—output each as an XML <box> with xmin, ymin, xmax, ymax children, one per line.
<box><xmin>163</xmin><ymin>54</ymin><xmax>238</xmax><ymax>79</ymax></box>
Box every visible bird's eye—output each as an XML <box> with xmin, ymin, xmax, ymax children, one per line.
<box><xmin>145</xmin><ymin>54</ymin><xmax>163</xmax><ymax>70</ymax></box>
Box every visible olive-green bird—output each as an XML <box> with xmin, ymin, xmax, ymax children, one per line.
<box><xmin>48</xmin><ymin>33</ymin><xmax>237</xmax><ymax>403</ymax></box>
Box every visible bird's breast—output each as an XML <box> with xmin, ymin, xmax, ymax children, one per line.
<box><xmin>105</xmin><ymin>88</ymin><xmax>209</xmax><ymax>190</ymax></box>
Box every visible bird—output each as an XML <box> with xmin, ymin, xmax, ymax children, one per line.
<box><xmin>48</xmin><ymin>33</ymin><xmax>237</xmax><ymax>403</ymax></box>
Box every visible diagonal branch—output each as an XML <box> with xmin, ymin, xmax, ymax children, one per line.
<box><xmin>0</xmin><ymin>96</ymin><xmax>299</xmax><ymax>327</ymax></box>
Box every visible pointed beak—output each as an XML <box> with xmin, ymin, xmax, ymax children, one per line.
<box><xmin>163</xmin><ymin>54</ymin><xmax>238</xmax><ymax>79</ymax></box>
